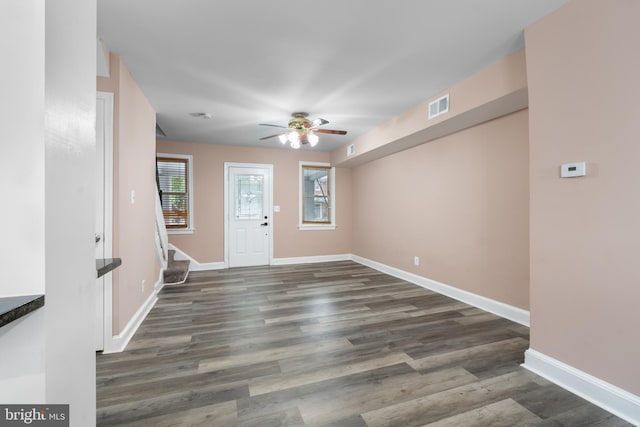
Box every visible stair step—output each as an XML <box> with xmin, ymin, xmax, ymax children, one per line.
<box><xmin>163</xmin><ymin>259</ymin><xmax>189</xmax><ymax>285</ymax></box>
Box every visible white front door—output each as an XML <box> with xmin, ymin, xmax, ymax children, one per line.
<box><xmin>226</xmin><ymin>164</ymin><xmax>272</xmax><ymax>267</ymax></box>
<box><xmin>95</xmin><ymin>92</ymin><xmax>113</xmax><ymax>351</ymax></box>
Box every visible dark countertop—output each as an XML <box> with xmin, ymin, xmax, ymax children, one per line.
<box><xmin>96</xmin><ymin>258</ymin><xmax>122</xmax><ymax>278</ymax></box>
<box><xmin>1</xmin><ymin>258</ymin><xmax>121</xmax><ymax>329</ymax></box>
<box><xmin>0</xmin><ymin>295</ymin><xmax>45</xmax><ymax>328</ymax></box>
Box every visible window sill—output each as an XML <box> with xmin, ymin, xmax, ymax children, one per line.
<box><xmin>167</xmin><ymin>228</ymin><xmax>195</xmax><ymax>235</ymax></box>
<box><xmin>298</xmin><ymin>224</ymin><xmax>336</xmax><ymax>231</ymax></box>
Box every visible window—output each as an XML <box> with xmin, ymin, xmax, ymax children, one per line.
<box><xmin>299</xmin><ymin>162</ymin><xmax>335</xmax><ymax>230</ymax></box>
<box><xmin>235</xmin><ymin>174</ymin><xmax>264</xmax><ymax>220</ymax></box>
<box><xmin>157</xmin><ymin>154</ymin><xmax>194</xmax><ymax>233</ymax></box>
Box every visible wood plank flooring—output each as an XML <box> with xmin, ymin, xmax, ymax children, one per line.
<box><xmin>96</xmin><ymin>261</ymin><xmax>631</xmax><ymax>426</ymax></box>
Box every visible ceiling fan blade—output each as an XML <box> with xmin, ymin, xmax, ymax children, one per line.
<box><xmin>311</xmin><ymin>118</ymin><xmax>329</xmax><ymax>127</ymax></box>
<box><xmin>259</xmin><ymin>123</ymin><xmax>287</xmax><ymax>129</ymax></box>
<box><xmin>259</xmin><ymin>133</ymin><xmax>285</xmax><ymax>141</ymax></box>
<box><xmin>315</xmin><ymin>129</ymin><xmax>347</xmax><ymax>135</ymax></box>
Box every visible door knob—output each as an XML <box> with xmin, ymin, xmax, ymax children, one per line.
<box><xmin>260</xmin><ymin>222</ymin><xmax>268</xmax><ymax>226</ymax></box>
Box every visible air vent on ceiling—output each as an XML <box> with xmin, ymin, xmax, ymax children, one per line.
<box><xmin>189</xmin><ymin>112</ymin><xmax>212</xmax><ymax>119</ymax></box>
<box><xmin>428</xmin><ymin>94</ymin><xmax>449</xmax><ymax>119</ymax></box>
<box><xmin>347</xmin><ymin>144</ymin><xmax>356</xmax><ymax>157</ymax></box>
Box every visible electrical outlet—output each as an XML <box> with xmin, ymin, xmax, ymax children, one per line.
<box><xmin>414</xmin><ymin>256</ymin><xmax>420</xmax><ymax>266</ymax></box>
<box><xmin>141</xmin><ymin>279</ymin><xmax>145</xmax><ymax>292</ymax></box>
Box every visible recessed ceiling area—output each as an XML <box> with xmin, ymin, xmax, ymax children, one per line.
<box><xmin>97</xmin><ymin>0</ymin><xmax>567</xmax><ymax>152</ymax></box>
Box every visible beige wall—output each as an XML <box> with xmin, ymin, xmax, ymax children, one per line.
<box><xmin>527</xmin><ymin>0</ymin><xmax>640</xmax><ymax>394</ymax></box>
<box><xmin>352</xmin><ymin>110</ymin><xmax>530</xmax><ymax>309</ymax></box>
<box><xmin>156</xmin><ymin>141</ymin><xmax>353</xmax><ymax>262</ymax></box>
<box><xmin>98</xmin><ymin>54</ymin><xmax>160</xmax><ymax>334</ymax></box>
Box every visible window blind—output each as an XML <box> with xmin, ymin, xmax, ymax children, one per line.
<box><xmin>157</xmin><ymin>157</ymin><xmax>189</xmax><ymax>228</ymax></box>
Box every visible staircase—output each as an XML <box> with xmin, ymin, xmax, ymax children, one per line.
<box><xmin>163</xmin><ymin>249</ymin><xmax>190</xmax><ymax>285</ymax></box>
<box><xmin>155</xmin><ymin>186</ymin><xmax>190</xmax><ymax>285</ymax></box>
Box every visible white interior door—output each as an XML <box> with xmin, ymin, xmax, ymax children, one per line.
<box><xmin>227</xmin><ymin>165</ymin><xmax>272</xmax><ymax>267</ymax></box>
<box><xmin>95</xmin><ymin>92</ymin><xmax>113</xmax><ymax>351</ymax></box>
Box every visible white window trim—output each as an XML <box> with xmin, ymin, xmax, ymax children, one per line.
<box><xmin>298</xmin><ymin>161</ymin><xmax>336</xmax><ymax>231</ymax></box>
<box><xmin>157</xmin><ymin>153</ymin><xmax>195</xmax><ymax>234</ymax></box>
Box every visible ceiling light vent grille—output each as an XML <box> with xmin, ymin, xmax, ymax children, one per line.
<box><xmin>428</xmin><ymin>94</ymin><xmax>449</xmax><ymax>119</ymax></box>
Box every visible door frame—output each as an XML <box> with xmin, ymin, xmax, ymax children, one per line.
<box><xmin>96</xmin><ymin>91</ymin><xmax>114</xmax><ymax>351</ymax></box>
<box><xmin>224</xmin><ymin>162</ymin><xmax>274</xmax><ymax>268</ymax></box>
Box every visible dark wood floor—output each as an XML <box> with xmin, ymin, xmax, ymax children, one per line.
<box><xmin>96</xmin><ymin>261</ymin><xmax>631</xmax><ymax>426</ymax></box>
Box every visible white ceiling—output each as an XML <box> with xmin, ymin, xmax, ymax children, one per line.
<box><xmin>97</xmin><ymin>1</ymin><xmax>567</xmax><ymax>152</ymax></box>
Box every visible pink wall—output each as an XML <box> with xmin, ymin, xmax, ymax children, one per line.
<box><xmin>526</xmin><ymin>0</ymin><xmax>640</xmax><ymax>394</ymax></box>
<box><xmin>156</xmin><ymin>141</ymin><xmax>353</xmax><ymax>263</ymax></box>
<box><xmin>352</xmin><ymin>110</ymin><xmax>530</xmax><ymax>309</ymax></box>
<box><xmin>98</xmin><ymin>54</ymin><xmax>160</xmax><ymax>334</ymax></box>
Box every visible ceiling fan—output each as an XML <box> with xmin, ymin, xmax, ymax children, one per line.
<box><xmin>259</xmin><ymin>112</ymin><xmax>347</xmax><ymax>149</ymax></box>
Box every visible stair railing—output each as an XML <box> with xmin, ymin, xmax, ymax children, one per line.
<box><xmin>155</xmin><ymin>190</ymin><xmax>169</xmax><ymax>270</ymax></box>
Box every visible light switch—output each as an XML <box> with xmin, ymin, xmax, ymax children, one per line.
<box><xmin>560</xmin><ymin>162</ymin><xmax>586</xmax><ymax>178</ymax></box>
<box><xmin>274</xmin><ymin>205</ymin><xmax>280</xmax><ymax>213</ymax></box>
<box><xmin>130</xmin><ymin>190</ymin><xmax>136</xmax><ymax>204</ymax></box>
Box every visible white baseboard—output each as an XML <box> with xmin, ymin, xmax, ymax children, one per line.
<box><xmin>169</xmin><ymin>244</ymin><xmax>350</xmax><ymax>270</ymax></box>
<box><xmin>154</xmin><ymin>266</ymin><xmax>164</xmax><ymax>291</ymax></box>
<box><xmin>102</xmin><ymin>278</ymin><xmax>160</xmax><ymax>354</ymax></box>
<box><xmin>351</xmin><ymin>255</ymin><xmax>530</xmax><ymax>326</ymax></box>
<box><xmin>523</xmin><ymin>349</ymin><xmax>640</xmax><ymax>425</ymax></box>
<box><xmin>168</xmin><ymin>243</ymin><xmax>226</xmax><ymax>271</ymax></box>
<box><xmin>271</xmin><ymin>254</ymin><xmax>352</xmax><ymax>265</ymax></box>
<box><xmin>189</xmin><ymin>262</ymin><xmax>226</xmax><ymax>271</ymax></box>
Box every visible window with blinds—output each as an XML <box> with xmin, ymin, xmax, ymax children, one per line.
<box><xmin>157</xmin><ymin>156</ymin><xmax>190</xmax><ymax>229</ymax></box>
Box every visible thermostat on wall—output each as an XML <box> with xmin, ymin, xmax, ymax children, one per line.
<box><xmin>560</xmin><ymin>162</ymin><xmax>586</xmax><ymax>178</ymax></box>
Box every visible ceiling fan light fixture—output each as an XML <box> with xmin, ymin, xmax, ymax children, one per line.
<box><xmin>307</xmin><ymin>132</ymin><xmax>319</xmax><ymax>147</ymax></box>
<box><xmin>258</xmin><ymin>112</ymin><xmax>346</xmax><ymax>149</ymax></box>
<box><xmin>288</xmin><ymin>131</ymin><xmax>300</xmax><ymax>145</ymax></box>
